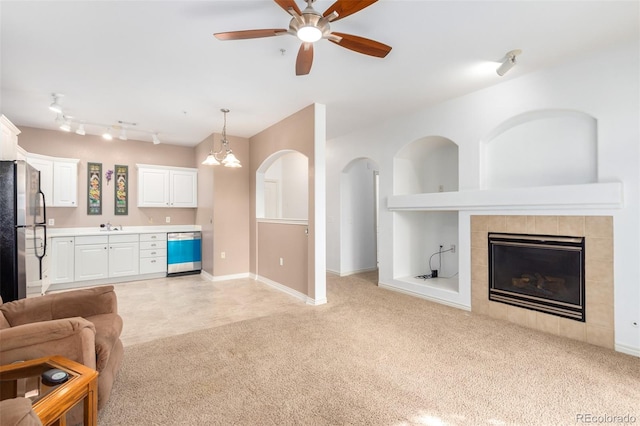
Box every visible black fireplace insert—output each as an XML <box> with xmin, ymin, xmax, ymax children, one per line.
<box><xmin>488</xmin><ymin>233</ymin><xmax>585</xmax><ymax>321</ymax></box>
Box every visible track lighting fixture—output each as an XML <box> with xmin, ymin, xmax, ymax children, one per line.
<box><xmin>47</xmin><ymin>94</ymin><xmax>161</xmax><ymax>144</ymax></box>
<box><xmin>497</xmin><ymin>49</ymin><xmax>522</xmax><ymax>76</ymax></box>
<box><xmin>102</xmin><ymin>128</ymin><xmax>113</xmax><ymax>140</ymax></box>
<box><xmin>202</xmin><ymin>108</ymin><xmax>241</xmax><ymax>168</ymax></box>
<box><xmin>49</xmin><ymin>93</ymin><xmax>63</xmax><ymax>113</ymax></box>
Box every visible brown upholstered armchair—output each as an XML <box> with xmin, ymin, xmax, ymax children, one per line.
<box><xmin>0</xmin><ymin>286</ymin><xmax>124</xmax><ymax>422</ymax></box>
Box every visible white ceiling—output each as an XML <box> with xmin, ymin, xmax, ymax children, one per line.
<box><xmin>1</xmin><ymin>1</ymin><xmax>637</xmax><ymax>146</ymax></box>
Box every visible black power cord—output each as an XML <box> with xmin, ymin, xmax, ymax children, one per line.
<box><xmin>416</xmin><ymin>245</ymin><xmax>454</xmax><ymax>280</ymax></box>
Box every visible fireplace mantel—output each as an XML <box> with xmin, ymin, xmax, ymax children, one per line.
<box><xmin>387</xmin><ymin>182</ymin><xmax>623</xmax><ymax>211</ymax></box>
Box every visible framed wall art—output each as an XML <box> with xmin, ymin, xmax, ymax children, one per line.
<box><xmin>114</xmin><ymin>164</ymin><xmax>128</xmax><ymax>215</ymax></box>
<box><xmin>87</xmin><ymin>162</ymin><xmax>102</xmax><ymax>215</ymax></box>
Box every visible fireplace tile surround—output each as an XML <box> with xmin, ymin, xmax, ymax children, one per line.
<box><xmin>471</xmin><ymin>215</ymin><xmax>614</xmax><ymax>350</ymax></box>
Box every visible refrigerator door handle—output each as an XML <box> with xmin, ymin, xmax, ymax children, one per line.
<box><xmin>35</xmin><ymin>224</ymin><xmax>47</xmax><ymax>280</ymax></box>
<box><xmin>37</xmin><ymin>172</ymin><xmax>47</xmax><ymax>225</ymax></box>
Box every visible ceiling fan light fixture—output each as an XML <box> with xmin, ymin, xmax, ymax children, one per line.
<box><xmin>297</xmin><ymin>25</ymin><xmax>322</xmax><ymax>43</ymax></box>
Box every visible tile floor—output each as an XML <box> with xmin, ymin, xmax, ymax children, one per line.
<box><xmin>113</xmin><ymin>274</ymin><xmax>306</xmax><ymax>347</ymax></box>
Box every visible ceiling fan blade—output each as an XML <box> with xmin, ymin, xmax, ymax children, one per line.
<box><xmin>296</xmin><ymin>43</ymin><xmax>313</xmax><ymax>76</ymax></box>
<box><xmin>214</xmin><ymin>29</ymin><xmax>287</xmax><ymax>40</ymax></box>
<box><xmin>274</xmin><ymin>0</ymin><xmax>302</xmax><ymax>15</ymax></box>
<box><xmin>323</xmin><ymin>0</ymin><xmax>378</xmax><ymax>21</ymax></box>
<box><xmin>330</xmin><ymin>32</ymin><xmax>391</xmax><ymax>58</ymax></box>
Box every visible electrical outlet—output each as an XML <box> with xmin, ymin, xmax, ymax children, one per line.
<box><xmin>279</xmin><ymin>257</ymin><xmax>284</xmax><ymax>266</ymax></box>
<box><xmin>48</xmin><ymin>218</ymin><xmax>54</xmax><ymax>226</ymax></box>
<box><xmin>165</xmin><ymin>216</ymin><xmax>170</xmax><ymax>223</ymax></box>
<box><xmin>451</xmin><ymin>244</ymin><xmax>456</xmax><ymax>254</ymax></box>
<box><xmin>221</xmin><ymin>252</ymin><xmax>226</xmax><ymax>259</ymax></box>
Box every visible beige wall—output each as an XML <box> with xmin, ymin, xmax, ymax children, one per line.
<box><xmin>195</xmin><ymin>133</ymin><xmax>250</xmax><ymax>277</ymax></box>
<box><xmin>257</xmin><ymin>222</ymin><xmax>308</xmax><ymax>294</ymax></box>
<box><xmin>249</xmin><ymin>105</ymin><xmax>317</xmax><ymax>298</ymax></box>
<box><xmin>19</xmin><ymin>127</ymin><xmax>197</xmax><ymax>228</ymax></box>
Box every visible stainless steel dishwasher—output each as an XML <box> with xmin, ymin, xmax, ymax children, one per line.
<box><xmin>167</xmin><ymin>231</ymin><xmax>202</xmax><ymax>276</ymax></box>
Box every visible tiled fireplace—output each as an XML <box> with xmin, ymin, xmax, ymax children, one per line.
<box><xmin>471</xmin><ymin>215</ymin><xmax>614</xmax><ymax>350</ymax></box>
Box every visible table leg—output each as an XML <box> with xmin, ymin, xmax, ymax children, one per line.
<box><xmin>83</xmin><ymin>378</ymin><xmax>98</xmax><ymax>426</ymax></box>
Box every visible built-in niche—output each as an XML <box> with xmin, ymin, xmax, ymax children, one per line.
<box><xmin>481</xmin><ymin>110</ymin><xmax>597</xmax><ymax>189</ymax></box>
<box><xmin>391</xmin><ymin>136</ymin><xmax>460</xmax><ymax>293</ymax></box>
<box><xmin>256</xmin><ymin>150</ymin><xmax>309</xmax><ymax>220</ymax></box>
<box><xmin>394</xmin><ymin>136</ymin><xmax>458</xmax><ymax>195</ymax></box>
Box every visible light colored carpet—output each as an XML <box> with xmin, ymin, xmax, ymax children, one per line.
<box><xmin>98</xmin><ymin>272</ymin><xmax>639</xmax><ymax>425</ymax></box>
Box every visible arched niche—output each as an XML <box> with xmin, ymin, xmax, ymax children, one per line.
<box><xmin>340</xmin><ymin>158</ymin><xmax>380</xmax><ymax>275</ymax></box>
<box><xmin>394</xmin><ymin>136</ymin><xmax>459</xmax><ymax>195</ymax></box>
<box><xmin>481</xmin><ymin>110</ymin><xmax>598</xmax><ymax>189</ymax></box>
<box><xmin>256</xmin><ymin>150</ymin><xmax>309</xmax><ymax>220</ymax></box>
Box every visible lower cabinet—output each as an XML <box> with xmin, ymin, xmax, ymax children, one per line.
<box><xmin>50</xmin><ymin>237</ymin><xmax>75</xmax><ymax>285</ymax></box>
<box><xmin>71</xmin><ymin>234</ymin><xmax>139</xmax><ymax>283</ymax></box>
<box><xmin>109</xmin><ymin>235</ymin><xmax>140</xmax><ymax>277</ymax></box>
<box><xmin>75</xmin><ymin>237</ymin><xmax>109</xmax><ymax>281</ymax></box>
<box><xmin>50</xmin><ymin>231</ymin><xmax>169</xmax><ymax>287</ymax></box>
<box><xmin>139</xmin><ymin>233</ymin><xmax>167</xmax><ymax>274</ymax></box>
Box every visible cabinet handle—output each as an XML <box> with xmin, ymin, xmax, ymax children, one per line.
<box><xmin>151</xmin><ymin>260</ymin><xmax>156</xmax><ymax>263</ymax></box>
<box><xmin>151</xmin><ymin>252</ymin><xmax>156</xmax><ymax>255</ymax></box>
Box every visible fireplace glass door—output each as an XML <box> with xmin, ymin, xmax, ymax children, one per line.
<box><xmin>488</xmin><ymin>233</ymin><xmax>585</xmax><ymax>321</ymax></box>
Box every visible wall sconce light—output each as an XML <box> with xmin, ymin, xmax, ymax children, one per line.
<box><xmin>497</xmin><ymin>49</ymin><xmax>522</xmax><ymax>76</ymax></box>
<box><xmin>202</xmin><ymin>108</ymin><xmax>242</xmax><ymax>168</ymax></box>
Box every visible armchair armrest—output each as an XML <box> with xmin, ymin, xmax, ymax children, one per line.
<box><xmin>0</xmin><ymin>286</ymin><xmax>117</xmax><ymax>327</ymax></box>
<box><xmin>0</xmin><ymin>318</ymin><xmax>97</xmax><ymax>370</ymax></box>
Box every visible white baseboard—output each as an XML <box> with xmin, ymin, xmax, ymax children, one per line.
<box><xmin>378</xmin><ymin>281</ymin><xmax>470</xmax><ymax>311</ymax></box>
<box><xmin>338</xmin><ymin>267</ymin><xmax>378</xmax><ymax>277</ymax></box>
<box><xmin>255</xmin><ymin>275</ymin><xmax>326</xmax><ymax>306</ymax></box>
<box><xmin>211</xmin><ymin>272</ymin><xmax>251</xmax><ymax>282</ymax></box>
<box><xmin>615</xmin><ymin>343</ymin><xmax>640</xmax><ymax>358</ymax></box>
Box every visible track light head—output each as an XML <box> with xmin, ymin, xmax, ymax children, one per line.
<box><xmin>49</xmin><ymin>93</ymin><xmax>64</xmax><ymax>113</ymax></box>
<box><xmin>152</xmin><ymin>133</ymin><xmax>160</xmax><ymax>145</ymax></box>
<box><xmin>497</xmin><ymin>49</ymin><xmax>522</xmax><ymax>76</ymax></box>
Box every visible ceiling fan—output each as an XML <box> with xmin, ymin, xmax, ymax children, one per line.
<box><xmin>214</xmin><ymin>0</ymin><xmax>392</xmax><ymax>76</ymax></box>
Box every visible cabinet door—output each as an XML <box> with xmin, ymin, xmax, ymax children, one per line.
<box><xmin>53</xmin><ymin>161</ymin><xmax>78</xmax><ymax>207</ymax></box>
<box><xmin>50</xmin><ymin>237</ymin><xmax>75</xmax><ymax>284</ymax></box>
<box><xmin>170</xmin><ymin>169</ymin><xmax>197</xmax><ymax>208</ymax></box>
<box><xmin>109</xmin><ymin>242</ymin><xmax>139</xmax><ymax>277</ymax></box>
<box><xmin>138</xmin><ymin>168</ymin><xmax>170</xmax><ymax>207</ymax></box>
<box><xmin>75</xmin><ymin>244</ymin><xmax>109</xmax><ymax>281</ymax></box>
<box><xmin>26</xmin><ymin>157</ymin><xmax>54</xmax><ymax>205</ymax></box>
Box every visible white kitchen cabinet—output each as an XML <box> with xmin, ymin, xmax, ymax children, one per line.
<box><xmin>50</xmin><ymin>236</ymin><xmax>75</xmax><ymax>285</ymax></box>
<box><xmin>74</xmin><ymin>236</ymin><xmax>109</xmax><ymax>282</ymax></box>
<box><xmin>0</xmin><ymin>115</ymin><xmax>20</xmax><ymax>161</ymax></box>
<box><xmin>108</xmin><ymin>234</ymin><xmax>139</xmax><ymax>277</ymax></box>
<box><xmin>137</xmin><ymin>164</ymin><xmax>197</xmax><ymax>208</ymax></box>
<box><xmin>26</xmin><ymin>236</ymin><xmax>45</xmax><ymax>295</ymax></box>
<box><xmin>139</xmin><ymin>233</ymin><xmax>167</xmax><ymax>274</ymax></box>
<box><xmin>53</xmin><ymin>160</ymin><xmax>78</xmax><ymax>207</ymax></box>
<box><xmin>27</xmin><ymin>153</ymin><xmax>79</xmax><ymax>207</ymax></box>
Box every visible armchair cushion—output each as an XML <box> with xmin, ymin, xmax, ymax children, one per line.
<box><xmin>0</xmin><ymin>397</ymin><xmax>43</xmax><ymax>426</ymax></box>
<box><xmin>86</xmin><ymin>313</ymin><xmax>123</xmax><ymax>371</ymax></box>
<box><xmin>0</xmin><ymin>286</ymin><xmax>117</xmax><ymax>327</ymax></box>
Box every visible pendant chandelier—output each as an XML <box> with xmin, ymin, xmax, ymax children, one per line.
<box><xmin>202</xmin><ymin>108</ymin><xmax>241</xmax><ymax>168</ymax></box>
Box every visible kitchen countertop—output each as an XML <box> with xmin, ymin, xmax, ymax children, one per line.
<box><xmin>47</xmin><ymin>225</ymin><xmax>201</xmax><ymax>237</ymax></box>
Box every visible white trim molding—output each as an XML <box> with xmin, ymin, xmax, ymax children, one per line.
<box><xmin>255</xmin><ymin>274</ymin><xmax>327</xmax><ymax>306</ymax></box>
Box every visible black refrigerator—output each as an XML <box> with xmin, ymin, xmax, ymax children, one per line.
<box><xmin>0</xmin><ymin>160</ymin><xmax>47</xmax><ymax>302</ymax></box>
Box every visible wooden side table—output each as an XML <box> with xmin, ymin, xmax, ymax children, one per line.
<box><xmin>0</xmin><ymin>355</ymin><xmax>98</xmax><ymax>426</ymax></box>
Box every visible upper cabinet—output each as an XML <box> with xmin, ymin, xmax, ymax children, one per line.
<box><xmin>26</xmin><ymin>153</ymin><xmax>79</xmax><ymax>207</ymax></box>
<box><xmin>136</xmin><ymin>164</ymin><xmax>197</xmax><ymax>208</ymax></box>
<box><xmin>1</xmin><ymin>115</ymin><xmax>21</xmax><ymax>161</ymax></box>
